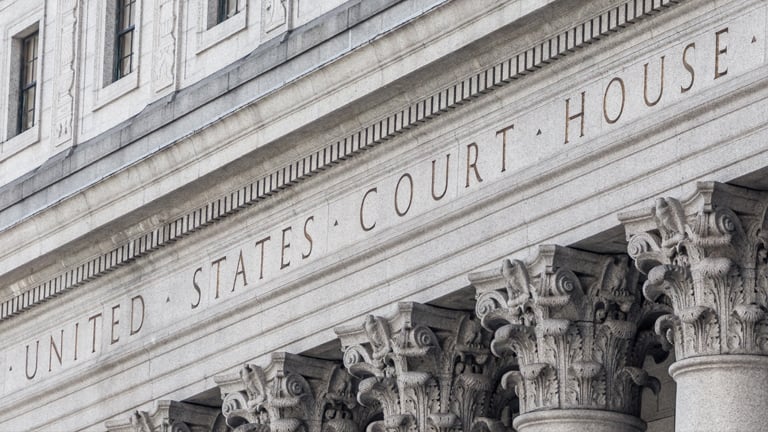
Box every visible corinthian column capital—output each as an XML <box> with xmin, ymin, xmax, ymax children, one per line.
<box><xmin>335</xmin><ymin>302</ymin><xmax>515</xmax><ymax>432</ymax></box>
<box><xmin>216</xmin><ymin>352</ymin><xmax>376</xmax><ymax>432</ymax></box>
<box><xmin>620</xmin><ymin>182</ymin><xmax>768</xmax><ymax>360</ymax></box>
<box><xmin>104</xmin><ymin>400</ymin><xmax>221</xmax><ymax>432</ymax></box>
<box><xmin>469</xmin><ymin>245</ymin><xmax>666</xmax><ymax>418</ymax></box>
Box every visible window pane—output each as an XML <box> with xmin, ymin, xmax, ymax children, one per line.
<box><xmin>18</xmin><ymin>31</ymin><xmax>38</xmax><ymax>133</ymax></box>
<box><xmin>114</xmin><ymin>0</ymin><xmax>135</xmax><ymax>81</ymax></box>
<box><xmin>218</xmin><ymin>0</ymin><xmax>238</xmax><ymax>23</ymax></box>
<box><xmin>25</xmin><ymin>87</ymin><xmax>35</xmax><ymax>122</ymax></box>
<box><xmin>227</xmin><ymin>0</ymin><xmax>238</xmax><ymax>16</ymax></box>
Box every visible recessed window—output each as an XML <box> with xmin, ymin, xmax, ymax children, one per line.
<box><xmin>207</xmin><ymin>0</ymin><xmax>241</xmax><ymax>29</ymax></box>
<box><xmin>6</xmin><ymin>22</ymin><xmax>40</xmax><ymax>141</ymax></box>
<box><xmin>217</xmin><ymin>0</ymin><xmax>239</xmax><ymax>24</ymax></box>
<box><xmin>114</xmin><ymin>0</ymin><xmax>136</xmax><ymax>81</ymax></box>
<box><xmin>18</xmin><ymin>31</ymin><xmax>39</xmax><ymax>134</ymax></box>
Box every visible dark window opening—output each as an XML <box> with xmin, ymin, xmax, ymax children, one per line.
<box><xmin>114</xmin><ymin>0</ymin><xmax>136</xmax><ymax>81</ymax></box>
<box><xmin>18</xmin><ymin>31</ymin><xmax>38</xmax><ymax>134</ymax></box>
<box><xmin>217</xmin><ymin>0</ymin><xmax>239</xmax><ymax>24</ymax></box>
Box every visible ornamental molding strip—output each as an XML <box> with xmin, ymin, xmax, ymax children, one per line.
<box><xmin>0</xmin><ymin>0</ymin><xmax>683</xmax><ymax>322</ymax></box>
<box><xmin>214</xmin><ymin>352</ymin><xmax>377</xmax><ymax>432</ymax></box>
<box><xmin>469</xmin><ymin>245</ymin><xmax>668</xmax><ymax>417</ymax></box>
<box><xmin>335</xmin><ymin>302</ymin><xmax>516</xmax><ymax>432</ymax></box>
<box><xmin>620</xmin><ymin>181</ymin><xmax>768</xmax><ymax>360</ymax></box>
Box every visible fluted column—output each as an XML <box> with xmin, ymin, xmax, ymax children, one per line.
<box><xmin>216</xmin><ymin>352</ymin><xmax>377</xmax><ymax>432</ymax></box>
<box><xmin>470</xmin><ymin>245</ymin><xmax>667</xmax><ymax>432</ymax></box>
<box><xmin>620</xmin><ymin>181</ymin><xmax>768</xmax><ymax>432</ymax></box>
<box><xmin>335</xmin><ymin>302</ymin><xmax>516</xmax><ymax>432</ymax></box>
<box><xmin>104</xmin><ymin>400</ymin><xmax>223</xmax><ymax>432</ymax></box>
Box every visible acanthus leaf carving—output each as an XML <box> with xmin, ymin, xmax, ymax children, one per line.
<box><xmin>336</xmin><ymin>303</ymin><xmax>516</xmax><ymax>432</ymax></box>
<box><xmin>104</xmin><ymin>401</ymin><xmax>220</xmax><ymax>432</ymax></box>
<box><xmin>469</xmin><ymin>245</ymin><xmax>668</xmax><ymax>417</ymax></box>
<box><xmin>218</xmin><ymin>353</ymin><xmax>375</xmax><ymax>432</ymax></box>
<box><xmin>621</xmin><ymin>182</ymin><xmax>768</xmax><ymax>359</ymax></box>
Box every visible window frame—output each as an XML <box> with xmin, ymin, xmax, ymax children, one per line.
<box><xmin>197</xmin><ymin>0</ymin><xmax>247</xmax><ymax>54</ymax></box>
<box><xmin>113</xmin><ymin>0</ymin><xmax>137</xmax><ymax>82</ymax></box>
<box><xmin>2</xmin><ymin>15</ymin><xmax>43</xmax><ymax>153</ymax></box>
<box><xmin>17</xmin><ymin>31</ymin><xmax>39</xmax><ymax>135</ymax></box>
<box><xmin>93</xmin><ymin>0</ymin><xmax>141</xmax><ymax>109</ymax></box>
<box><xmin>216</xmin><ymin>0</ymin><xmax>239</xmax><ymax>25</ymax></box>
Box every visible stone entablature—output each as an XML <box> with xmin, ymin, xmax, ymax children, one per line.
<box><xmin>469</xmin><ymin>246</ymin><xmax>667</xmax><ymax>418</ymax></box>
<box><xmin>0</xmin><ymin>0</ymin><xmax>688</xmax><ymax>323</ymax></box>
<box><xmin>621</xmin><ymin>182</ymin><xmax>768</xmax><ymax>360</ymax></box>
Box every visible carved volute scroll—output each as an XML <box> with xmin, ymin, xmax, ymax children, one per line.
<box><xmin>620</xmin><ymin>182</ymin><xmax>768</xmax><ymax>360</ymax></box>
<box><xmin>103</xmin><ymin>400</ymin><xmax>222</xmax><ymax>432</ymax></box>
<box><xmin>469</xmin><ymin>245</ymin><xmax>668</xmax><ymax>417</ymax></box>
<box><xmin>335</xmin><ymin>302</ymin><xmax>517</xmax><ymax>432</ymax></box>
<box><xmin>216</xmin><ymin>352</ymin><xmax>377</xmax><ymax>432</ymax></box>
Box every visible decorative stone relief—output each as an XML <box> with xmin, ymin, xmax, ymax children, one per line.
<box><xmin>621</xmin><ymin>182</ymin><xmax>768</xmax><ymax>360</ymax></box>
<box><xmin>152</xmin><ymin>0</ymin><xmax>177</xmax><ymax>93</ymax></box>
<box><xmin>52</xmin><ymin>0</ymin><xmax>79</xmax><ymax>146</ymax></box>
<box><xmin>262</xmin><ymin>0</ymin><xmax>292</xmax><ymax>37</ymax></box>
<box><xmin>216</xmin><ymin>352</ymin><xmax>378</xmax><ymax>432</ymax></box>
<box><xmin>470</xmin><ymin>245</ymin><xmax>668</xmax><ymax>417</ymax></box>
<box><xmin>103</xmin><ymin>400</ymin><xmax>222</xmax><ymax>432</ymax></box>
<box><xmin>335</xmin><ymin>302</ymin><xmax>517</xmax><ymax>432</ymax></box>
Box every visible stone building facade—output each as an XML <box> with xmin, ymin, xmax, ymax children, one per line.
<box><xmin>0</xmin><ymin>0</ymin><xmax>766</xmax><ymax>431</ymax></box>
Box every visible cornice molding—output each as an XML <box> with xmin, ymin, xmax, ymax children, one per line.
<box><xmin>0</xmin><ymin>0</ymin><xmax>683</xmax><ymax>322</ymax></box>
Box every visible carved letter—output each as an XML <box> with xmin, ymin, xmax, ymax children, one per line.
<box><xmin>191</xmin><ymin>267</ymin><xmax>203</xmax><ymax>309</ymax></box>
<box><xmin>715</xmin><ymin>28</ymin><xmax>729</xmax><ymax>79</ymax></box>
<box><xmin>360</xmin><ymin>188</ymin><xmax>377</xmax><ymax>232</ymax></box>
<box><xmin>280</xmin><ymin>227</ymin><xmax>292</xmax><ymax>270</ymax></box>
<box><xmin>130</xmin><ymin>295</ymin><xmax>145</xmax><ymax>336</ymax></box>
<box><xmin>681</xmin><ymin>42</ymin><xmax>695</xmax><ymax>93</ymax></box>
<box><xmin>395</xmin><ymin>173</ymin><xmax>413</xmax><ymax>216</ymax></box>
<box><xmin>88</xmin><ymin>313</ymin><xmax>102</xmax><ymax>353</ymax></box>
<box><xmin>431</xmin><ymin>154</ymin><xmax>450</xmax><ymax>201</ymax></box>
<box><xmin>603</xmin><ymin>77</ymin><xmax>625</xmax><ymax>124</ymax></box>
<box><xmin>255</xmin><ymin>236</ymin><xmax>271</xmax><ymax>280</ymax></box>
<box><xmin>25</xmin><ymin>341</ymin><xmax>39</xmax><ymax>380</ymax></box>
<box><xmin>465</xmin><ymin>143</ymin><xmax>484</xmax><ymax>187</ymax></box>
<box><xmin>643</xmin><ymin>56</ymin><xmax>665</xmax><ymax>107</ymax></box>
<box><xmin>495</xmin><ymin>124</ymin><xmax>514</xmax><ymax>173</ymax></box>
<box><xmin>110</xmin><ymin>305</ymin><xmax>120</xmax><ymax>345</ymax></box>
<box><xmin>564</xmin><ymin>92</ymin><xmax>585</xmax><ymax>144</ymax></box>
<box><xmin>233</xmin><ymin>250</ymin><xmax>248</xmax><ymax>291</ymax></box>
<box><xmin>302</xmin><ymin>216</ymin><xmax>314</xmax><ymax>259</ymax></box>
<box><xmin>211</xmin><ymin>256</ymin><xmax>227</xmax><ymax>299</ymax></box>
<box><xmin>49</xmin><ymin>329</ymin><xmax>64</xmax><ymax>372</ymax></box>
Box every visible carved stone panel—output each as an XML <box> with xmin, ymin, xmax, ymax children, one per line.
<box><xmin>620</xmin><ymin>182</ymin><xmax>768</xmax><ymax>360</ymax></box>
<box><xmin>52</xmin><ymin>0</ymin><xmax>79</xmax><ymax>146</ymax></box>
<box><xmin>469</xmin><ymin>245</ymin><xmax>668</xmax><ymax>417</ymax></box>
<box><xmin>152</xmin><ymin>0</ymin><xmax>178</xmax><ymax>93</ymax></box>
<box><xmin>261</xmin><ymin>0</ymin><xmax>292</xmax><ymax>41</ymax></box>
<box><xmin>335</xmin><ymin>302</ymin><xmax>517</xmax><ymax>432</ymax></box>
